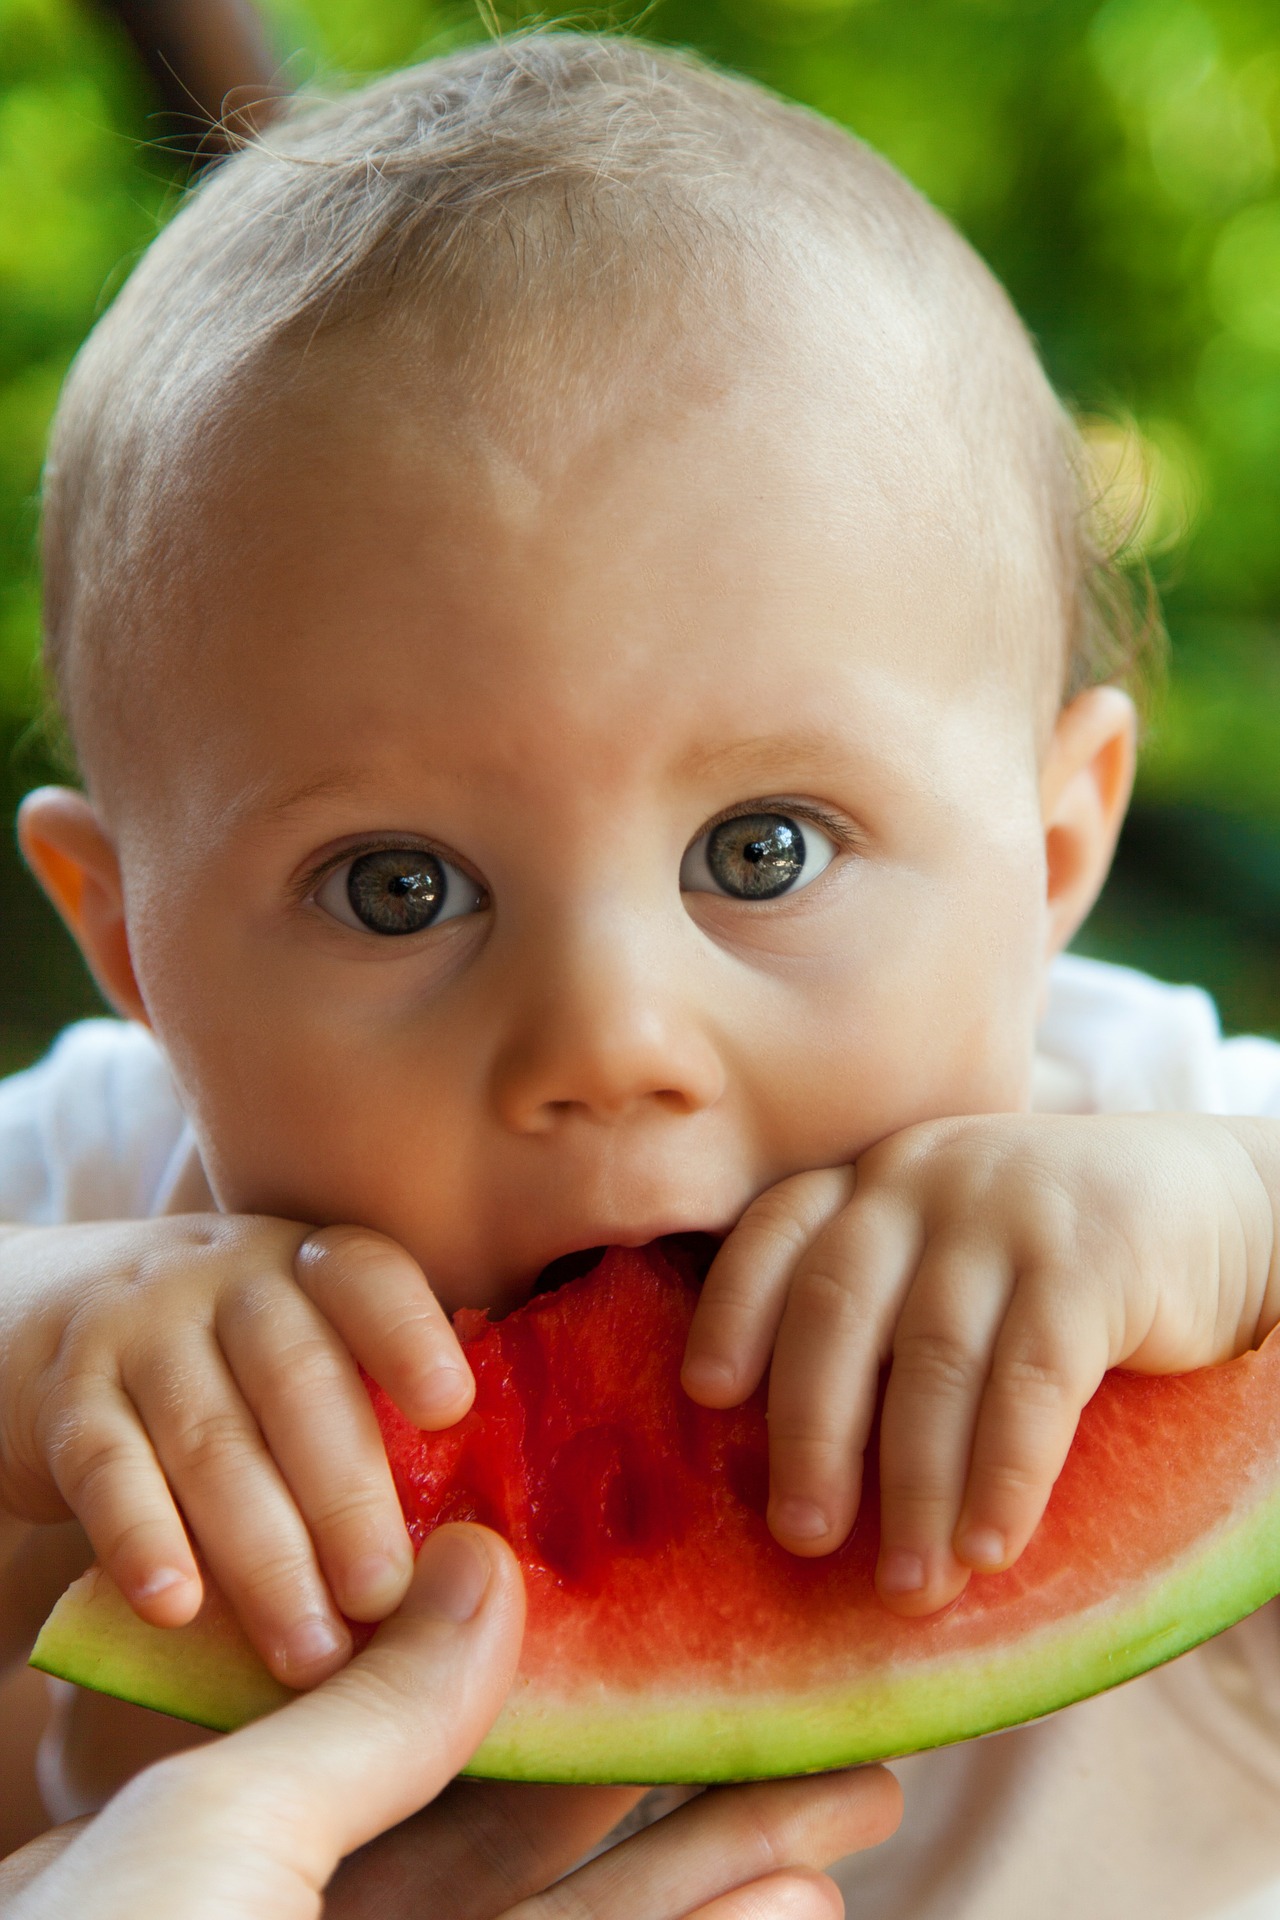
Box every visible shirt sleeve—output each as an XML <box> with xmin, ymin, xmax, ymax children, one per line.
<box><xmin>0</xmin><ymin>1020</ymin><xmax>189</xmax><ymax>1225</ymax></box>
<box><xmin>1040</xmin><ymin>955</ymin><xmax>1280</xmax><ymax>1117</ymax></box>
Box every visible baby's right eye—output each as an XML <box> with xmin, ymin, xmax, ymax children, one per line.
<box><xmin>314</xmin><ymin>847</ymin><xmax>487</xmax><ymax>936</ymax></box>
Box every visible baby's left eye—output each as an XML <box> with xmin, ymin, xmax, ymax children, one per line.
<box><xmin>314</xmin><ymin>846</ymin><xmax>486</xmax><ymax>936</ymax></box>
<box><xmin>680</xmin><ymin>812</ymin><xmax>837</xmax><ymax>901</ymax></box>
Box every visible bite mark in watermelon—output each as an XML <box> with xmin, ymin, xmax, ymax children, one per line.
<box><xmin>31</xmin><ymin>1238</ymin><xmax>1280</xmax><ymax>1782</ymax></box>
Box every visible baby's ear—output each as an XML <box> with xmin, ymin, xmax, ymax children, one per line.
<box><xmin>1039</xmin><ymin>685</ymin><xmax>1137</xmax><ymax>957</ymax></box>
<box><xmin>17</xmin><ymin>787</ymin><xmax>150</xmax><ymax>1026</ymax></box>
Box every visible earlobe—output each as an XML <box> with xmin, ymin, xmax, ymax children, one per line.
<box><xmin>1040</xmin><ymin>685</ymin><xmax>1137</xmax><ymax>958</ymax></box>
<box><xmin>17</xmin><ymin>787</ymin><xmax>150</xmax><ymax>1025</ymax></box>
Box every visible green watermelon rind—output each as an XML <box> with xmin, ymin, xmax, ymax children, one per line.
<box><xmin>31</xmin><ymin>1571</ymin><xmax>291</xmax><ymax>1734</ymax></box>
<box><xmin>31</xmin><ymin>1477</ymin><xmax>1280</xmax><ymax>1781</ymax></box>
<box><xmin>472</xmin><ymin>1479</ymin><xmax>1280</xmax><ymax>1780</ymax></box>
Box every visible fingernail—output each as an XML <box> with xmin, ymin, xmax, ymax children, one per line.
<box><xmin>133</xmin><ymin>1566</ymin><xmax>191</xmax><ymax>1600</ymax></box>
<box><xmin>681</xmin><ymin>1355</ymin><xmax>737</xmax><ymax>1398</ymax></box>
<box><xmin>416</xmin><ymin>1527</ymin><xmax>493</xmax><ymax>1624</ymax></box>
<box><xmin>878</xmin><ymin>1549</ymin><xmax>926</xmax><ymax>1594</ymax></box>
<box><xmin>416</xmin><ymin>1365</ymin><xmax>472</xmax><ymax>1421</ymax></box>
<box><xmin>770</xmin><ymin>1498</ymin><xmax>831</xmax><ymax>1543</ymax></box>
<box><xmin>285</xmin><ymin>1615</ymin><xmax>349</xmax><ymax>1674</ymax></box>
<box><xmin>957</xmin><ymin>1527</ymin><xmax>1006</xmax><ymax>1572</ymax></box>
<box><xmin>344</xmin><ymin>1551</ymin><xmax>409</xmax><ymax>1614</ymax></box>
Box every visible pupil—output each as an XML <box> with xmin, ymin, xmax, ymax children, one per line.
<box><xmin>347</xmin><ymin>848</ymin><xmax>445</xmax><ymax>934</ymax></box>
<box><xmin>707</xmin><ymin>814</ymin><xmax>805</xmax><ymax>900</ymax></box>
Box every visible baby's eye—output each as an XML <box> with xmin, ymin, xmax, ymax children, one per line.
<box><xmin>314</xmin><ymin>847</ymin><xmax>486</xmax><ymax>936</ymax></box>
<box><xmin>679</xmin><ymin>812</ymin><xmax>837</xmax><ymax>901</ymax></box>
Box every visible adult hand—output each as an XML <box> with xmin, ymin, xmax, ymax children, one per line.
<box><xmin>0</xmin><ymin>1524</ymin><xmax>515</xmax><ymax>1919</ymax></box>
<box><xmin>0</xmin><ymin>1523</ymin><xmax>902</xmax><ymax>1918</ymax></box>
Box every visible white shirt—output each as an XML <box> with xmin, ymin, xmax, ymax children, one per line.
<box><xmin>5</xmin><ymin>954</ymin><xmax>1280</xmax><ymax>1916</ymax></box>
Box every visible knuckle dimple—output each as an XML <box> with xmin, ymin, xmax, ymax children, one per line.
<box><xmin>167</xmin><ymin>1405</ymin><xmax>259</xmax><ymax>1479</ymax></box>
<box><xmin>102</xmin><ymin>1510</ymin><xmax>175</xmax><ymax>1568</ymax></box>
<box><xmin>789</xmin><ymin>1264</ymin><xmax>859</xmax><ymax>1331</ymax></box>
<box><xmin>976</xmin><ymin>1458</ymin><xmax>1045</xmax><ymax>1507</ymax></box>
<box><xmin>768</xmin><ymin>1420</ymin><xmax>847</xmax><ymax>1476</ymax></box>
<box><xmin>738</xmin><ymin>1200</ymin><xmax>812</xmax><ymax>1267</ymax></box>
<box><xmin>994</xmin><ymin>1353</ymin><xmax>1075</xmax><ymax>1411</ymax></box>
<box><xmin>311</xmin><ymin>1486</ymin><xmax>390</xmax><ymax>1538</ymax></box>
<box><xmin>891</xmin><ymin>1329</ymin><xmax>978</xmax><ymax>1399</ymax></box>
<box><xmin>54</xmin><ymin>1429</ymin><xmax>134</xmax><ymax>1511</ymax></box>
<box><xmin>297</xmin><ymin>1225</ymin><xmax>405</xmax><ymax>1291</ymax></box>
<box><xmin>238</xmin><ymin>1552</ymin><xmax>318</xmax><ymax>1615</ymax></box>
<box><xmin>262</xmin><ymin>1333</ymin><xmax>345</xmax><ymax>1399</ymax></box>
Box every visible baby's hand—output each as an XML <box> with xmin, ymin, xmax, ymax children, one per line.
<box><xmin>682</xmin><ymin>1114</ymin><xmax>1280</xmax><ymax>1615</ymax></box>
<box><xmin>0</xmin><ymin>1217</ymin><xmax>473</xmax><ymax>1684</ymax></box>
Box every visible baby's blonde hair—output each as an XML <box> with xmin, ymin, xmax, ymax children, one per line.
<box><xmin>41</xmin><ymin>31</ymin><xmax>1161</xmax><ymax>757</ymax></box>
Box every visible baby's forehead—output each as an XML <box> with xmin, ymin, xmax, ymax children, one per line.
<box><xmin>102</xmin><ymin>287</ymin><xmax>1056</xmax><ymax>837</ymax></box>
<box><xmin>45</xmin><ymin>37</ymin><xmax>1077</xmax><ymax>804</ymax></box>
<box><xmin>251</xmin><ymin>259</ymin><xmax>1062</xmax><ymax>650</ymax></box>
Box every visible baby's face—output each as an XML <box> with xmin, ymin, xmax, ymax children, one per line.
<box><xmin>94</xmin><ymin>331</ymin><xmax>1062</xmax><ymax>1313</ymax></box>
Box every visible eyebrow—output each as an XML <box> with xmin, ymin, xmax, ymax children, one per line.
<box><xmin>236</xmin><ymin>769</ymin><xmax>372</xmax><ymax>833</ymax></box>
<box><xmin>675</xmin><ymin>730</ymin><xmax>861</xmax><ymax>788</ymax></box>
<box><xmin>235</xmin><ymin>728</ymin><xmax>872</xmax><ymax>838</ymax></box>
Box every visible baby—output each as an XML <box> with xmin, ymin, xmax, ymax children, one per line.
<box><xmin>5</xmin><ymin>30</ymin><xmax>1280</xmax><ymax>1916</ymax></box>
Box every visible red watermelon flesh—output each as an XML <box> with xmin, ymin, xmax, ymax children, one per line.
<box><xmin>31</xmin><ymin>1237</ymin><xmax>1280</xmax><ymax>1782</ymax></box>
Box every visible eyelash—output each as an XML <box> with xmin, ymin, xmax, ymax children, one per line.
<box><xmin>696</xmin><ymin>799</ymin><xmax>857</xmax><ymax>854</ymax></box>
<box><xmin>296</xmin><ymin>802</ymin><xmax>859</xmax><ymax>920</ymax></box>
<box><xmin>295</xmin><ymin>838</ymin><xmax>484</xmax><ymax>911</ymax></box>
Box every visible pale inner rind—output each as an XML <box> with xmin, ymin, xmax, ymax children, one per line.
<box><xmin>31</xmin><ymin>1483</ymin><xmax>1280</xmax><ymax>1782</ymax></box>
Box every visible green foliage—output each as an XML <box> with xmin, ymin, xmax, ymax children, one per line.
<box><xmin>1</xmin><ymin>0</ymin><xmax>1279</xmax><ymax>1043</ymax></box>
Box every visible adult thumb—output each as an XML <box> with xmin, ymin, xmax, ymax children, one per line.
<box><xmin>215</xmin><ymin>1523</ymin><xmax>526</xmax><ymax>1868</ymax></box>
<box><xmin>7</xmin><ymin>1526</ymin><xmax>524</xmax><ymax>1920</ymax></box>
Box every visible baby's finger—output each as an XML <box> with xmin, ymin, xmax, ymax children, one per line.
<box><xmin>219</xmin><ymin>1285</ymin><xmax>413</xmax><ymax>1623</ymax></box>
<box><xmin>764</xmin><ymin>1197</ymin><xmax>919</xmax><ymax>1555</ymax></box>
<box><xmin>954</xmin><ymin>1279</ymin><xmax>1109</xmax><ymax>1575</ymax></box>
<box><xmin>683</xmin><ymin>1170</ymin><xmax>855</xmax><ymax>1408</ymax></box>
<box><xmin>41</xmin><ymin>1378</ymin><xmax>202</xmax><ymax>1627</ymax></box>
<box><xmin>296</xmin><ymin>1226</ymin><xmax>474</xmax><ymax>1430</ymax></box>
<box><xmin>125</xmin><ymin>1338</ymin><xmax>351</xmax><ymax>1687</ymax></box>
<box><xmin>875</xmin><ymin>1241</ymin><xmax>1012</xmax><ymax>1614</ymax></box>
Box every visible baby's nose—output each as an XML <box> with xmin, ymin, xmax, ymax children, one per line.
<box><xmin>489</xmin><ymin>919</ymin><xmax>725</xmax><ymax>1131</ymax></box>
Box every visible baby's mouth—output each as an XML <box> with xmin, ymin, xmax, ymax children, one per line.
<box><xmin>531</xmin><ymin>1232</ymin><xmax>720</xmax><ymax>1298</ymax></box>
<box><xmin>532</xmin><ymin>1245</ymin><xmax>609</xmax><ymax>1294</ymax></box>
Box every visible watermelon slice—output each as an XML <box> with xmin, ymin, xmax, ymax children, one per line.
<box><xmin>31</xmin><ymin>1239</ymin><xmax>1280</xmax><ymax>1782</ymax></box>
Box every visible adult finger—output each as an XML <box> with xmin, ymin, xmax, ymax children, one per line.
<box><xmin>206</xmin><ymin>1525</ymin><xmax>525</xmax><ymax>1864</ymax></box>
<box><xmin>5</xmin><ymin>1527</ymin><xmax>525</xmax><ymax>1920</ymax></box>
<box><xmin>682</xmin><ymin>1172</ymin><xmax>854</xmax><ymax>1409</ymax></box>
<box><xmin>296</xmin><ymin>1228</ymin><xmax>474</xmax><ymax>1430</ymax></box>
<box><xmin>41</xmin><ymin>1378</ymin><xmax>202</xmax><ymax>1630</ymax></box>
<box><xmin>125</xmin><ymin>1335</ymin><xmax>351</xmax><ymax>1686</ymax></box>
<box><xmin>326</xmin><ymin>1781</ymin><xmax>645</xmax><ymax>1920</ymax></box>
<box><xmin>503</xmin><ymin>1768</ymin><xmax>902</xmax><ymax>1920</ymax></box>
<box><xmin>218</xmin><ymin>1282</ymin><xmax>413</xmax><ymax>1623</ymax></box>
<box><xmin>0</xmin><ymin>1817</ymin><xmax>91</xmax><ymax>1908</ymax></box>
<box><xmin>686</xmin><ymin>1869</ymin><xmax>844</xmax><ymax>1920</ymax></box>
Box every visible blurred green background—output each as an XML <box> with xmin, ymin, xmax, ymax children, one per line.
<box><xmin>2</xmin><ymin>0</ymin><xmax>1279</xmax><ymax>1077</ymax></box>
